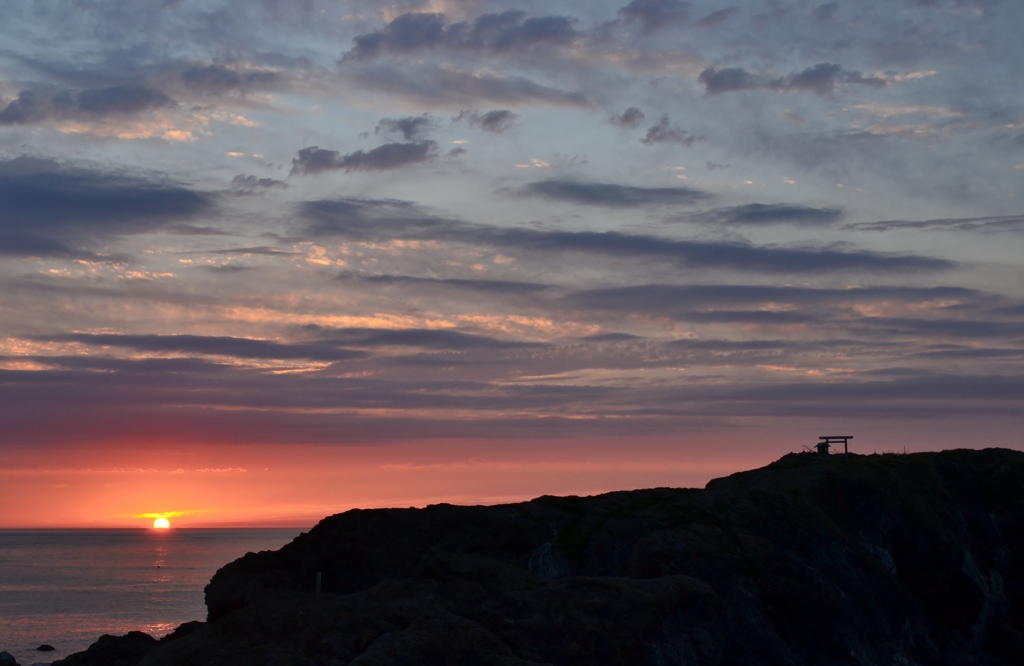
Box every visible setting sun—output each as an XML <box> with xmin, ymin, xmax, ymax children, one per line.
<box><xmin>138</xmin><ymin>511</ymin><xmax>186</xmax><ymax>528</ymax></box>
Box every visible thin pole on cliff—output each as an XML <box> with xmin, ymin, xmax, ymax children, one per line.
<box><xmin>316</xmin><ymin>571</ymin><xmax>322</xmax><ymax>595</ymax></box>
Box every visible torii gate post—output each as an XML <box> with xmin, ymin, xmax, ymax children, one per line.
<box><xmin>818</xmin><ymin>436</ymin><xmax>852</xmax><ymax>455</ymax></box>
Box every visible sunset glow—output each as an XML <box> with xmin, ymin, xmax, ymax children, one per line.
<box><xmin>0</xmin><ymin>1</ymin><xmax>1022</xmax><ymax>527</ymax></box>
<box><xmin>153</xmin><ymin>517</ymin><xmax>170</xmax><ymax>529</ymax></box>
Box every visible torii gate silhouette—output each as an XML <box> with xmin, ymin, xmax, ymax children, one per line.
<box><xmin>816</xmin><ymin>435</ymin><xmax>852</xmax><ymax>456</ymax></box>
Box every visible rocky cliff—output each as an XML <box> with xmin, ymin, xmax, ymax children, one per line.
<box><xmin>57</xmin><ymin>449</ymin><xmax>1024</xmax><ymax>665</ymax></box>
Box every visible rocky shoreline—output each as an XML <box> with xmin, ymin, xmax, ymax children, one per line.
<box><xmin>12</xmin><ymin>448</ymin><xmax>1024</xmax><ymax>665</ymax></box>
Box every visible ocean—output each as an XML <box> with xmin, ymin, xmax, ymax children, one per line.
<box><xmin>0</xmin><ymin>528</ymin><xmax>303</xmax><ymax>666</ymax></box>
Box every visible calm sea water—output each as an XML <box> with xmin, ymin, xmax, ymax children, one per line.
<box><xmin>0</xmin><ymin>529</ymin><xmax>302</xmax><ymax>666</ymax></box>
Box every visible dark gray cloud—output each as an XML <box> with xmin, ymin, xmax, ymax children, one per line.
<box><xmin>158</xmin><ymin>223</ymin><xmax>227</xmax><ymax>236</ymax></box>
<box><xmin>452</xmin><ymin>109</ymin><xmax>518</xmax><ymax>134</ymax></box>
<box><xmin>307</xmin><ymin>327</ymin><xmax>548</xmax><ymax>350</ymax></box>
<box><xmin>994</xmin><ymin>304</ymin><xmax>1024</xmax><ymax>317</ymax></box>
<box><xmin>0</xmin><ymin>84</ymin><xmax>175</xmax><ymax>125</ymax></box>
<box><xmin>814</xmin><ymin>3</ymin><xmax>838</xmax><ymax>21</ymax></box>
<box><xmin>845</xmin><ymin>215</ymin><xmax>1024</xmax><ymax>234</ymax></box>
<box><xmin>695</xmin><ymin>8</ymin><xmax>739</xmax><ymax>29</ymax></box>
<box><xmin>11</xmin><ymin>355</ymin><xmax>228</xmax><ymax>376</ymax></box>
<box><xmin>658</xmin><ymin>374</ymin><xmax>1024</xmax><ymax>412</ymax></box>
<box><xmin>228</xmin><ymin>174</ymin><xmax>289</xmax><ymax>195</ymax></box>
<box><xmin>297</xmin><ymin>198</ymin><xmax>429</xmax><ymax>239</ymax></box>
<box><xmin>0</xmin><ymin>358</ymin><xmax>635</xmax><ymax>446</ymax></box>
<box><xmin>297</xmin><ymin>197</ymin><xmax>954</xmax><ymax>274</ymax></box>
<box><xmin>667</xmin><ymin>338</ymin><xmax>800</xmax><ymax>352</ymax></box>
<box><xmin>346</xmin><ymin>64</ymin><xmax>590</xmax><ymax>108</ymax></box>
<box><xmin>5</xmin><ymin>351</ymin><xmax>1021</xmax><ymax>449</ymax></box>
<box><xmin>698</xmin><ymin>63</ymin><xmax>886</xmax><ymax>95</ymax></box>
<box><xmin>344</xmin><ymin>10</ymin><xmax>579</xmax><ymax>61</ymax></box>
<box><xmin>787</xmin><ymin>63</ymin><xmax>846</xmax><ymax>94</ymax></box>
<box><xmin>911</xmin><ymin>346</ymin><xmax>1024</xmax><ymax>360</ymax></box>
<box><xmin>519</xmin><ymin>180</ymin><xmax>709</xmax><ymax>207</ymax></box>
<box><xmin>336</xmin><ymin>271</ymin><xmax>550</xmax><ymax>295</ymax></box>
<box><xmin>199</xmin><ymin>265</ymin><xmax>254</xmax><ymax>274</ymax></box>
<box><xmin>563</xmin><ymin>284</ymin><xmax>981</xmax><ymax>314</ymax></box>
<box><xmin>581</xmin><ymin>333</ymin><xmax>645</xmax><ymax>342</ymax></box>
<box><xmin>698</xmin><ymin>67</ymin><xmax>760</xmax><ymax>94</ymax></box>
<box><xmin>610</xmin><ymin>106</ymin><xmax>645</xmax><ymax>128</ymax></box>
<box><xmin>289</xmin><ymin>141</ymin><xmax>438</xmax><ymax>176</ymax></box>
<box><xmin>0</xmin><ymin>157</ymin><xmax>215</xmax><ymax>258</ymax></box>
<box><xmin>618</xmin><ymin>0</ymin><xmax>691</xmax><ymax>34</ymax></box>
<box><xmin>640</xmin><ymin>115</ymin><xmax>704</xmax><ymax>147</ymax></box>
<box><xmin>375</xmin><ymin>114</ymin><xmax>434</xmax><ymax>140</ymax></box>
<box><xmin>200</xmin><ymin>246</ymin><xmax>301</xmax><ymax>256</ymax></box>
<box><xmin>36</xmin><ymin>333</ymin><xmax>364</xmax><ymax>362</ymax></box>
<box><xmin>691</xmin><ymin>203</ymin><xmax>843</xmax><ymax>226</ymax></box>
<box><xmin>850</xmin><ymin>317</ymin><xmax>1024</xmax><ymax>340</ymax></box>
<box><xmin>180</xmin><ymin>64</ymin><xmax>279</xmax><ymax>94</ymax></box>
<box><xmin>680</xmin><ymin>309</ymin><xmax>816</xmax><ymax>325</ymax></box>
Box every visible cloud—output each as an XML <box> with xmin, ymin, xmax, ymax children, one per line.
<box><xmin>375</xmin><ymin>114</ymin><xmax>434</xmax><ymax>140</ymax></box>
<box><xmin>289</xmin><ymin>141</ymin><xmax>438</xmax><ymax>176</ymax></box>
<box><xmin>8</xmin><ymin>333</ymin><xmax>1021</xmax><ymax>450</ymax></box>
<box><xmin>201</xmin><ymin>246</ymin><xmax>301</xmax><ymax>256</ymax></box>
<box><xmin>452</xmin><ymin>109</ymin><xmax>518</xmax><ymax>134</ymax></box>
<box><xmin>180</xmin><ymin>64</ymin><xmax>280</xmax><ymax>94</ymax></box>
<box><xmin>844</xmin><ymin>215</ymin><xmax>1024</xmax><ymax>234</ymax></box>
<box><xmin>297</xmin><ymin>197</ymin><xmax>954</xmax><ymax>274</ymax></box>
<box><xmin>0</xmin><ymin>358</ymin><xmax>635</xmax><ymax>446</ymax></box>
<box><xmin>690</xmin><ymin>203</ymin><xmax>843</xmax><ymax>226</ymax></box>
<box><xmin>563</xmin><ymin>284</ymin><xmax>981</xmax><ymax>314</ymax></box>
<box><xmin>519</xmin><ymin>180</ymin><xmax>709</xmax><ymax>207</ymax></box>
<box><xmin>640</xmin><ymin>115</ymin><xmax>704</xmax><ymax>147</ymax></box>
<box><xmin>910</xmin><ymin>346</ymin><xmax>1024</xmax><ymax>360</ymax></box>
<box><xmin>307</xmin><ymin>327</ymin><xmax>548</xmax><ymax>350</ymax></box>
<box><xmin>199</xmin><ymin>265</ymin><xmax>254</xmax><ymax>274</ymax></box>
<box><xmin>344</xmin><ymin>64</ymin><xmax>590</xmax><ymax>108</ymax></box>
<box><xmin>36</xmin><ymin>333</ymin><xmax>365</xmax><ymax>362</ymax></box>
<box><xmin>158</xmin><ymin>224</ymin><xmax>227</xmax><ymax>236</ymax></box>
<box><xmin>610</xmin><ymin>107</ymin><xmax>645</xmax><ymax>128</ymax></box>
<box><xmin>814</xmin><ymin>3</ymin><xmax>838</xmax><ymax>21</ymax></box>
<box><xmin>697</xmin><ymin>67</ymin><xmax>760</xmax><ymax>94</ymax></box>
<box><xmin>695</xmin><ymin>8</ymin><xmax>739</xmax><ymax>29</ymax></box>
<box><xmin>662</xmin><ymin>374</ymin><xmax>1024</xmax><ymax>414</ymax></box>
<box><xmin>228</xmin><ymin>174</ymin><xmax>289</xmax><ymax>195</ymax></box>
<box><xmin>336</xmin><ymin>272</ymin><xmax>550</xmax><ymax>295</ymax></box>
<box><xmin>343</xmin><ymin>10</ymin><xmax>580</xmax><ymax>61</ymax></box>
<box><xmin>786</xmin><ymin>63</ymin><xmax>846</xmax><ymax>94</ymax></box>
<box><xmin>0</xmin><ymin>156</ymin><xmax>215</xmax><ymax>259</ymax></box>
<box><xmin>580</xmin><ymin>333</ymin><xmax>645</xmax><ymax>342</ymax></box>
<box><xmin>297</xmin><ymin>198</ymin><xmax>432</xmax><ymax>239</ymax></box>
<box><xmin>0</xmin><ymin>84</ymin><xmax>176</xmax><ymax>125</ymax></box>
<box><xmin>850</xmin><ymin>317</ymin><xmax>1024</xmax><ymax>340</ymax></box>
<box><xmin>698</xmin><ymin>63</ymin><xmax>886</xmax><ymax>95</ymax></box>
<box><xmin>618</xmin><ymin>0</ymin><xmax>691</xmax><ymax>34</ymax></box>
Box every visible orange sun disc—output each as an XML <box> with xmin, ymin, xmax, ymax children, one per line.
<box><xmin>153</xmin><ymin>517</ymin><xmax>171</xmax><ymax>529</ymax></box>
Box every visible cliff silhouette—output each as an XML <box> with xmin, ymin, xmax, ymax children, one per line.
<box><xmin>54</xmin><ymin>448</ymin><xmax>1024</xmax><ymax>665</ymax></box>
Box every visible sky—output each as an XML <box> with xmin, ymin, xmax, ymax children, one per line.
<box><xmin>1</xmin><ymin>0</ymin><xmax>1022</xmax><ymax>527</ymax></box>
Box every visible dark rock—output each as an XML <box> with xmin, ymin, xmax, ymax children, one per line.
<box><xmin>51</xmin><ymin>632</ymin><xmax>157</xmax><ymax>666</ymax></box>
<box><xmin>160</xmin><ymin>620</ymin><xmax>205</xmax><ymax>643</ymax></box>
<box><xmin>36</xmin><ymin>644</ymin><xmax>56</xmax><ymax>651</ymax></box>
<box><xmin>81</xmin><ymin>449</ymin><xmax>1024</xmax><ymax>665</ymax></box>
<box><xmin>0</xmin><ymin>650</ymin><xmax>19</xmax><ymax>666</ymax></box>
